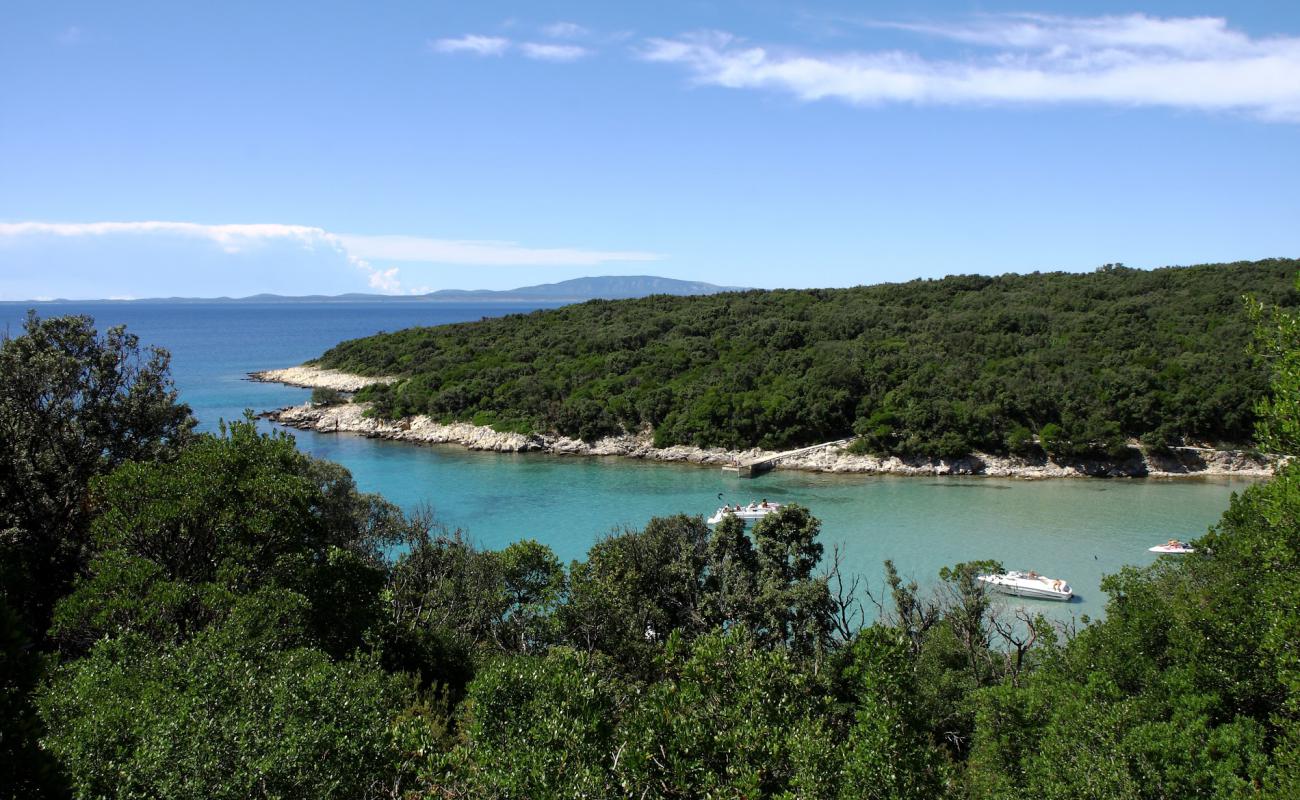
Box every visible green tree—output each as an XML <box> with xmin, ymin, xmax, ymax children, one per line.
<box><xmin>51</xmin><ymin>420</ymin><xmax>402</xmax><ymax>657</ymax></box>
<box><xmin>613</xmin><ymin>627</ymin><xmax>843</xmax><ymax>798</ymax></box>
<box><xmin>702</xmin><ymin>514</ymin><xmax>760</xmax><ymax>628</ymax></box>
<box><xmin>497</xmin><ymin>538</ymin><xmax>566</xmax><ymax>653</ymax></box>
<box><xmin>1250</xmin><ymin>281</ymin><xmax>1300</xmax><ymax>455</ymax></box>
<box><xmin>0</xmin><ymin>598</ymin><xmax>69</xmax><ymax>798</ymax></box>
<box><xmin>310</xmin><ymin>386</ymin><xmax>345</xmax><ymax>406</ymax></box>
<box><xmin>431</xmin><ymin>648</ymin><xmax>621</xmax><ymax>798</ymax></box>
<box><xmin>838</xmin><ymin>626</ymin><xmax>948</xmax><ymax>800</ymax></box>
<box><xmin>561</xmin><ymin>514</ymin><xmax>711</xmax><ymax>673</ymax></box>
<box><xmin>0</xmin><ymin>312</ymin><xmax>194</xmax><ymax>634</ymax></box>
<box><xmin>39</xmin><ymin>613</ymin><xmax>416</xmax><ymax>800</ymax></box>
<box><xmin>751</xmin><ymin>505</ymin><xmax>834</xmax><ymax>658</ymax></box>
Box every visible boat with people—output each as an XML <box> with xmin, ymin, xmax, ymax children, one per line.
<box><xmin>1148</xmin><ymin>539</ymin><xmax>1196</xmax><ymax>554</ymax></box>
<box><xmin>707</xmin><ymin>499</ymin><xmax>782</xmax><ymax>525</ymax></box>
<box><xmin>977</xmin><ymin>570</ymin><xmax>1074</xmax><ymax>601</ymax></box>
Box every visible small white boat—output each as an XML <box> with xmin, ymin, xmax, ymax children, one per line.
<box><xmin>978</xmin><ymin>570</ymin><xmax>1073</xmax><ymax>601</ymax></box>
<box><xmin>1148</xmin><ymin>539</ymin><xmax>1195</xmax><ymax>554</ymax></box>
<box><xmin>707</xmin><ymin>501</ymin><xmax>782</xmax><ymax>525</ymax></box>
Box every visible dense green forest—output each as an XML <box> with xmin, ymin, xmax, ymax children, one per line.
<box><xmin>4</xmin><ymin>305</ymin><xmax>1300</xmax><ymax>798</ymax></box>
<box><xmin>315</xmin><ymin>259</ymin><xmax>1300</xmax><ymax>458</ymax></box>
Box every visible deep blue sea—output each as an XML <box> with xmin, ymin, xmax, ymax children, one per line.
<box><xmin>2</xmin><ymin>301</ymin><xmax>1258</xmax><ymax>621</ymax></box>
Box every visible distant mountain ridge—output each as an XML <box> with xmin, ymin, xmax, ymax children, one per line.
<box><xmin>426</xmin><ymin>276</ymin><xmax>749</xmax><ymax>301</ymax></box>
<box><xmin>28</xmin><ymin>276</ymin><xmax>750</xmax><ymax>304</ymax></box>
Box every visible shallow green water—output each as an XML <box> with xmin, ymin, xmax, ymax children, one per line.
<box><xmin>297</xmin><ymin>430</ymin><xmax>1255</xmax><ymax>622</ymax></box>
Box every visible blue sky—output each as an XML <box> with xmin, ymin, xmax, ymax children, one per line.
<box><xmin>2</xmin><ymin>1</ymin><xmax>1298</xmax><ymax>299</ymax></box>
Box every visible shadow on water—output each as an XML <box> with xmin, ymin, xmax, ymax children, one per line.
<box><xmin>924</xmin><ymin>482</ymin><xmax>1012</xmax><ymax>489</ymax></box>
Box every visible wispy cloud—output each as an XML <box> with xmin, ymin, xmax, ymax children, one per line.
<box><xmin>520</xmin><ymin>42</ymin><xmax>590</xmax><ymax>62</ymax></box>
<box><xmin>433</xmin><ymin>27</ymin><xmax>599</xmax><ymax>61</ymax></box>
<box><xmin>430</xmin><ymin>34</ymin><xmax>510</xmax><ymax>56</ymax></box>
<box><xmin>0</xmin><ymin>221</ymin><xmax>332</xmax><ymax>254</ymax></box>
<box><xmin>0</xmin><ymin>221</ymin><xmax>397</xmax><ymax>291</ymax></box>
<box><xmin>642</xmin><ymin>14</ymin><xmax>1300</xmax><ymax>121</ymax></box>
<box><xmin>0</xmin><ymin>222</ymin><xmax>664</xmax><ymax>294</ymax></box>
<box><xmin>542</xmin><ymin>22</ymin><xmax>589</xmax><ymax>39</ymax></box>
<box><xmin>868</xmin><ymin>13</ymin><xmax>1249</xmax><ymax>53</ymax></box>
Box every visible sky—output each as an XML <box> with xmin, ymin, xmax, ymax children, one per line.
<box><xmin>1</xmin><ymin>1</ymin><xmax>1298</xmax><ymax>299</ymax></box>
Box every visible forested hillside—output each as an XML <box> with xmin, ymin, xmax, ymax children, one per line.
<box><xmin>317</xmin><ymin>259</ymin><xmax>1300</xmax><ymax>457</ymax></box>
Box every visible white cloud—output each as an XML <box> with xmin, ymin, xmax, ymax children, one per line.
<box><xmin>542</xmin><ymin>22</ymin><xmax>589</xmax><ymax>39</ymax></box>
<box><xmin>642</xmin><ymin>15</ymin><xmax>1300</xmax><ymax>121</ymax></box>
<box><xmin>368</xmin><ymin>267</ymin><xmax>401</xmax><ymax>292</ymax></box>
<box><xmin>867</xmin><ymin>13</ymin><xmax>1251</xmax><ymax>54</ymax></box>
<box><xmin>0</xmin><ymin>220</ymin><xmax>390</xmax><ymax>290</ymax></box>
<box><xmin>520</xmin><ymin>42</ymin><xmax>590</xmax><ymax>62</ymax></box>
<box><xmin>0</xmin><ymin>220</ymin><xmax>330</xmax><ymax>253</ymax></box>
<box><xmin>430</xmin><ymin>34</ymin><xmax>510</xmax><ymax>56</ymax></box>
<box><xmin>0</xmin><ymin>222</ymin><xmax>664</xmax><ymax>295</ymax></box>
<box><xmin>337</xmin><ymin>234</ymin><xmax>660</xmax><ymax>266</ymax></box>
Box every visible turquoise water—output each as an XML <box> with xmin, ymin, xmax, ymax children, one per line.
<box><xmin>3</xmin><ymin>301</ymin><xmax>1258</xmax><ymax>621</ymax></box>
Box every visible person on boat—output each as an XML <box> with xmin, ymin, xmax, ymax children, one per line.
<box><xmin>760</xmin><ymin>499</ymin><xmax>769</xmax><ymax>508</ymax></box>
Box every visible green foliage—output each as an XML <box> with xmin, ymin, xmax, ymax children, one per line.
<box><xmin>751</xmin><ymin>505</ymin><xmax>834</xmax><ymax>657</ymax></box>
<box><xmin>0</xmin><ymin>312</ymin><xmax>194</xmax><ymax>633</ymax></box>
<box><xmin>560</xmin><ymin>509</ymin><xmax>836</xmax><ymax>674</ymax></box>
<box><xmin>703</xmin><ymin>514</ymin><xmax>760</xmax><ymax>627</ymax></box>
<box><xmin>0</xmin><ymin>598</ymin><xmax>69</xmax><ymax>798</ymax></box>
<box><xmin>310</xmin><ymin>386</ymin><xmax>345</xmax><ymax>406</ymax></box>
<box><xmin>613</xmin><ymin>627</ymin><xmax>843</xmax><ymax>798</ymax></box>
<box><xmin>1003</xmin><ymin>424</ymin><xmax>1036</xmax><ymax>456</ymax></box>
<box><xmin>39</xmin><ymin>621</ymin><xmax>416</xmax><ymax>800</ymax></box>
<box><xmin>839</xmin><ymin>626</ymin><xmax>948</xmax><ymax>799</ymax></box>
<box><xmin>382</xmin><ymin>525</ymin><xmax>566</xmax><ymax>698</ymax></box>
<box><xmin>1250</xmin><ymin>280</ymin><xmax>1300</xmax><ymax>456</ymax></box>
<box><xmin>433</xmin><ymin>648</ymin><xmax>621</xmax><ymax>797</ymax></box>
<box><xmin>965</xmin><ymin>463</ymin><xmax>1300</xmax><ymax>797</ymax></box>
<box><xmin>497</xmin><ymin>538</ymin><xmax>566</xmax><ymax>652</ymax></box>
<box><xmin>52</xmin><ymin>419</ymin><xmax>402</xmax><ymax>656</ymax></box>
<box><xmin>561</xmin><ymin>514</ymin><xmax>712</xmax><ymax>673</ymax></box>
<box><xmin>317</xmin><ymin>259</ymin><xmax>1297</xmax><ymax>457</ymax></box>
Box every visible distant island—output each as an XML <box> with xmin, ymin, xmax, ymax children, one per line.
<box><xmin>25</xmin><ymin>275</ymin><xmax>750</xmax><ymax>305</ymax></box>
<box><xmin>257</xmin><ymin>258</ymin><xmax>1299</xmax><ymax>476</ymax></box>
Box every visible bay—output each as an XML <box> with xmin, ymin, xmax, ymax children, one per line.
<box><xmin>3</xmin><ymin>301</ymin><xmax>1258</xmax><ymax>621</ymax></box>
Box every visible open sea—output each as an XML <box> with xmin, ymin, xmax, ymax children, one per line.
<box><xmin>2</xmin><ymin>301</ymin><xmax>1259</xmax><ymax>622</ymax></box>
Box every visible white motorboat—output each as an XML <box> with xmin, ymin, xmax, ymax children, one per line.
<box><xmin>707</xmin><ymin>501</ymin><xmax>782</xmax><ymax>525</ymax></box>
<box><xmin>1148</xmin><ymin>539</ymin><xmax>1196</xmax><ymax>554</ymax></box>
<box><xmin>977</xmin><ymin>570</ymin><xmax>1074</xmax><ymax>601</ymax></box>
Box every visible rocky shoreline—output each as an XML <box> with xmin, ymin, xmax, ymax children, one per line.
<box><xmin>260</xmin><ymin>397</ymin><xmax>1281</xmax><ymax>480</ymax></box>
<box><xmin>249</xmin><ymin>366</ymin><xmax>397</xmax><ymax>392</ymax></box>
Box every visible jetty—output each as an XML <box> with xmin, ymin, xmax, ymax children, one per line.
<box><xmin>723</xmin><ymin>438</ymin><xmax>855</xmax><ymax>478</ymax></box>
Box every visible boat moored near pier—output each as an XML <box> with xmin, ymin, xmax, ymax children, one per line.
<box><xmin>707</xmin><ymin>500</ymin><xmax>782</xmax><ymax>525</ymax></box>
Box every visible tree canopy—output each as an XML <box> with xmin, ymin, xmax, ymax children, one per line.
<box><xmin>0</xmin><ymin>311</ymin><xmax>194</xmax><ymax>637</ymax></box>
